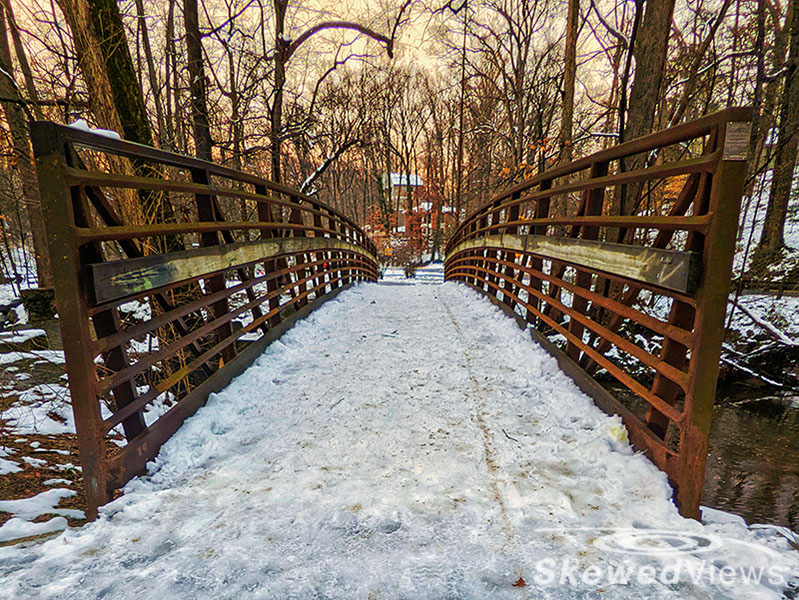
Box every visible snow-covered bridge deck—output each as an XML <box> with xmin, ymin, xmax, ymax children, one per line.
<box><xmin>1</xmin><ymin>267</ymin><xmax>796</xmax><ymax>599</ymax></box>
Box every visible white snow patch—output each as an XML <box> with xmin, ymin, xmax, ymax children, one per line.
<box><xmin>43</xmin><ymin>479</ymin><xmax>73</xmax><ymax>487</ymax></box>
<box><xmin>0</xmin><ymin>488</ymin><xmax>82</xmax><ymax>525</ymax></box>
<box><xmin>0</xmin><ymin>517</ymin><xmax>68</xmax><ymax>543</ymax></box>
<box><xmin>0</xmin><ymin>384</ymin><xmax>74</xmax><ymax>435</ymax></box>
<box><xmin>0</xmin><ymin>350</ymin><xmax>65</xmax><ymax>366</ymax></box>
<box><xmin>0</xmin><ymin>329</ymin><xmax>45</xmax><ymax>344</ymax></box>
<box><xmin>67</xmin><ymin>119</ymin><xmax>122</xmax><ymax>141</ymax></box>
<box><xmin>0</xmin><ymin>447</ymin><xmax>21</xmax><ymax>475</ymax></box>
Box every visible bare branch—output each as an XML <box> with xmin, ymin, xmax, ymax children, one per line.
<box><xmin>589</xmin><ymin>0</ymin><xmax>628</xmax><ymax>47</ymax></box>
<box><xmin>286</xmin><ymin>22</ymin><xmax>392</xmax><ymax>61</ymax></box>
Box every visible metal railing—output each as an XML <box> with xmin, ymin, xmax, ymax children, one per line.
<box><xmin>445</xmin><ymin>108</ymin><xmax>751</xmax><ymax>519</ymax></box>
<box><xmin>31</xmin><ymin>122</ymin><xmax>378</xmax><ymax>518</ymax></box>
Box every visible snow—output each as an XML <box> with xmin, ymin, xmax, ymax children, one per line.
<box><xmin>701</xmin><ymin>506</ymin><xmax>748</xmax><ymax>528</ymax></box>
<box><xmin>43</xmin><ymin>479</ymin><xmax>72</xmax><ymax>487</ymax></box>
<box><xmin>0</xmin><ymin>272</ymin><xmax>796</xmax><ymax>597</ymax></box>
<box><xmin>119</xmin><ymin>299</ymin><xmax>152</xmax><ymax>321</ymax></box>
<box><xmin>734</xmin><ymin>168</ymin><xmax>799</xmax><ymax>275</ymax></box>
<box><xmin>0</xmin><ymin>489</ymin><xmax>77</xmax><ymax>521</ymax></box>
<box><xmin>0</xmin><ymin>447</ymin><xmax>21</xmax><ymax>475</ymax></box>
<box><xmin>728</xmin><ymin>293</ymin><xmax>799</xmax><ymax>343</ymax></box>
<box><xmin>67</xmin><ymin>119</ymin><xmax>122</xmax><ymax>141</ymax></box>
<box><xmin>0</xmin><ymin>489</ymin><xmax>83</xmax><ymax>543</ymax></box>
<box><xmin>0</xmin><ymin>518</ymin><xmax>68</xmax><ymax>543</ymax></box>
<box><xmin>0</xmin><ymin>329</ymin><xmax>45</xmax><ymax>344</ymax></box>
<box><xmin>0</xmin><ymin>457</ymin><xmax>21</xmax><ymax>475</ymax></box>
<box><xmin>0</xmin><ymin>350</ymin><xmax>65</xmax><ymax>366</ymax></box>
<box><xmin>0</xmin><ymin>384</ymin><xmax>74</xmax><ymax>435</ymax></box>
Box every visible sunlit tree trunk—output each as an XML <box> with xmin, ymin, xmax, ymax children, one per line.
<box><xmin>0</xmin><ymin>4</ymin><xmax>52</xmax><ymax>287</ymax></box>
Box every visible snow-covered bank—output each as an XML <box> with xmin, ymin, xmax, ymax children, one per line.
<box><xmin>0</xmin><ymin>278</ymin><xmax>796</xmax><ymax>599</ymax></box>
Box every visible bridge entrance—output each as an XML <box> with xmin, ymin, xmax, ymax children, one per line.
<box><xmin>29</xmin><ymin>109</ymin><xmax>749</xmax><ymax>525</ymax></box>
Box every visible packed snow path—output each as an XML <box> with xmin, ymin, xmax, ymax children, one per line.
<box><xmin>1</xmin><ymin>268</ymin><xmax>796</xmax><ymax>599</ymax></box>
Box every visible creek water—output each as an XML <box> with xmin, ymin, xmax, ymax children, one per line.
<box><xmin>703</xmin><ymin>388</ymin><xmax>799</xmax><ymax>531</ymax></box>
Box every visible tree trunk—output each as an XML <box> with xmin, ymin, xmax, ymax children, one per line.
<box><xmin>0</xmin><ymin>0</ymin><xmax>43</xmax><ymax>120</ymax></box>
<box><xmin>134</xmin><ymin>0</ymin><xmax>166</xmax><ymax>146</ymax></box>
<box><xmin>183</xmin><ymin>0</ymin><xmax>212</xmax><ymax>161</ymax></box>
<box><xmin>624</xmin><ymin>0</ymin><xmax>675</xmax><ymax>143</ymax></box>
<box><xmin>271</xmin><ymin>0</ymin><xmax>288</xmax><ymax>183</ymax></box>
<box><xmin>558</xmin><ymin>0</ymin><xmax>579</xmax><ymax>164</ymax></box>
<box><xmin>55</xmin><ymin>0</ymin><xmax>124</xmax><ymax>133</ymax></box>
<box><xmin>57</xmin><ymin>0</ymin><xmax>175</xmax><ymax>227</ymax></box>
<box><xmin>86</xmin><ymin>0</ymin><xmax>154</xmax><ymax>146</ymax></box>
<box><xmin>755</xmin><ymin>0</ymin><xmax>799</xmax><ymax>262</ymax></box>
<box><xmin>614</xmin><ymin>0</ymin><xmax>674</xmax><ymax>237</ymax></box>
<box><xmin>0</xmin><ymin>4</ymin><xmax>52</xmax><ymax>287</ymax></box>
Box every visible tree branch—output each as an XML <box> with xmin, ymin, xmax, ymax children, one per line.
<box><xmin>299</xmin><ymin>138</ymin><xmax>359</xmax><ymax>194</ymax></box>
<box><xmin>286</xmin><ymin>21</ymin><xmax>392</xmax><ymax>60</ymax></box>
<box><xmin>589</xmin><ymin>0</ymin><xmax>628</xmax><ymax>47</ymax></box>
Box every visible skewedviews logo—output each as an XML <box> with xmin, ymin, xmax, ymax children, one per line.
<box><xmin>528</xmin><ymin>527</ymin><xmax>795</xmax><ymax>591</ymax></box>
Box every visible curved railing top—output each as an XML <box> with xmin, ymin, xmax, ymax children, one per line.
<box><xmin>33</xmin><ymin>121</ymin><xmax>378</xmax><ymax>258</ymax></box>
<box><xmin>447</xmin><ymin>106</ymin><xmax>751</xmax><ymax>254</ymax></box>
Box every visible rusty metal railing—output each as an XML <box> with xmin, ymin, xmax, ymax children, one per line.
<box><xmin>445</xmin><ymin>108</ymin><xmax>751</xmax><ymax>519</ymax></box>
<box><xmin>31</xmin><ymin>122</ymin><xmax>378</xmax><ymax>518</ymax></box>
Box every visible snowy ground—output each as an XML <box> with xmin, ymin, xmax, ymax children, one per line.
<box><xmin>0</xmin><ymin>270</ymin><xmax>797</xmax><ymax>599</ymax></box>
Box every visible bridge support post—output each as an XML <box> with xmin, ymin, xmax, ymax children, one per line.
<box><xmin>31</xmin><ymin>123</ymin><xmax>111</xmax><ymax>518</ymax></box>
<box><xmin>674</xmin><ymin>120</ymin><xmax>749</xmax><ymax>519</ymax></box>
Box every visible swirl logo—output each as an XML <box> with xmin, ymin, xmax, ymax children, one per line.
<box><xmin>592</xmin><ymin>529</ymin><xmax>723</xmax><ymax>556</ymax></box>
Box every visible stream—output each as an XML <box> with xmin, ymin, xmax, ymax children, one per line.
<box><xmin>703</xmin><ymin>388</ymin><xmax>799</xmax><ymax>531</ymax></box>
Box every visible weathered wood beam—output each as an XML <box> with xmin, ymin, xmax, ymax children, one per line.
<box><xmin>447</xmin><ymin>233</ymin><xmax>700</xmax><ymax>294</ymax></box>
<box><xmin>85</xmin><ymin>237</ymin><xmax>376</xmax><ymax>305</ymax></box>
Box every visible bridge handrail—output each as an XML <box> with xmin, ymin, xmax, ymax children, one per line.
<box><xmin>36</xmin><ymin>122</ymin><xmax>373</xmax><ymax>249</ymax></box>
<box><xmin>31</xmin><ymin>121</ymin><xmax>378</xmax><ymax>517</ymax></box>
<box><xmin>446</xmin><ymin>107</ymin><xmax>750</xmax><ymax>251</ymax></box>
<box><xmin>444</xmin><ymin>108</ymin><xmax>752</xmax><ymax>519</ymax></box>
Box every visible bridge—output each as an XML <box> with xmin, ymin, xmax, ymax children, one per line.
<box><xmin>8</xmin><ymin>109</ymin><xmax>795</xmax><ymax>596</ymax></box>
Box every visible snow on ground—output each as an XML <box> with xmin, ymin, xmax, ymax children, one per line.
<box><xmin>1</xmin><ymin>384</ymin><xmax>74</xmax><ymax>435</ymax></box>
<box><xmin>0</xmin><ymin>329</ymin><xmax>46</xmax><ymax>345</ymax></box>
<box><xmin>0</xmin><ymin>447</ymin><xmax>21</xmax><ymax>475</ymax></box>
<box><xmin>382</xmin><ymin>262</ymin><xmax>445</xmax><ymax>285</ymax></box>
<box><xmin>728</xmin><ymin>293</ymin><xmax>799</xmax><ymax>342</ymax></box>
<box><xmin>734</xmin><ymin>169</ymin><xmax>799</xmax><ymax>276</ymax></box>
<box><xmin>0</xmin><ymin>272</ymin><xmax>797</xmax><ymax>599</ymax></box>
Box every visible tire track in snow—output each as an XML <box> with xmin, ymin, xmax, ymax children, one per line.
<box><xmin>439</xmin><ymin>291</ymin><xmax>523</xmax><ymax>578</ymax></box>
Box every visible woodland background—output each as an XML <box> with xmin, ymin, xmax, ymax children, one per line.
<box><xmin>0</xmin><ymin>0</ymin><xmax>796</xmax><ymax>289</ymax></box>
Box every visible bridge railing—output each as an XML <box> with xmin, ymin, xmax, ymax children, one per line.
<box><xmin>444</xmin><ymin>108</ymin><xmax>751</xmax><ymax>519</ymax></box>
<box><xmin>31</xmin><ymin>122</ymin><xmax>378</xmax><ymax>517</ymax></box>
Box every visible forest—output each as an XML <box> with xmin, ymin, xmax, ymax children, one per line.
<box><xmin>0</xmin><ymin>0</ymin><xmax>795</xmax><ymax>288</ymax></box>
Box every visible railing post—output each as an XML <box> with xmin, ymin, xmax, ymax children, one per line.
<box><xmin>674</xmin><ymin>118</ymin><xmax>750</xmax><ymax>518</ymax></box>
<box><xmin>502</xmin><ymin>194</ymin><xmax>521</xmax><ymax>309</ymax></box>
<box><xmin>566</xmin><ymin>161</ymin><xmax>608</xmax><ymax>362</ymax></box>
<box><xmin>256</xmin><ymin>184</ymin><xmax>282</xmax><ymax>328</ymax></box>
<box><xmin>310</xmin><ymin>202</ymin><xmax>324</xmax><ymax>294</ymax></box>
<box><xmin>527</xmin><ymin>180</ymin><xmax>552</xmax><ymax>324</ymax></box>
<box><xmin>192</xmin><ymin>168</ymin><xmax>235</xmax><ymax>363</ymax></box>
<box><xmin>31</xmin><ymin>123</ymin><xmax>110</xmax><ymax>518</ymax></box>
<box><xmin>288</xmin><ymin>195</ymin><xmax>309</xmax><ymax>309</ymax></box>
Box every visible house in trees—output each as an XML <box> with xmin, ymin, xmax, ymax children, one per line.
<box><xmin>381</xmin><ymin>172</ymin><xmax>423</xmax><ymax>232</ymax></box>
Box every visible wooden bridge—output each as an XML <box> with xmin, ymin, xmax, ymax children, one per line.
<box><xmin>30</xmin><ymin>107</ymin><xmax>750</xmax><ymax>524</ymax></box>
